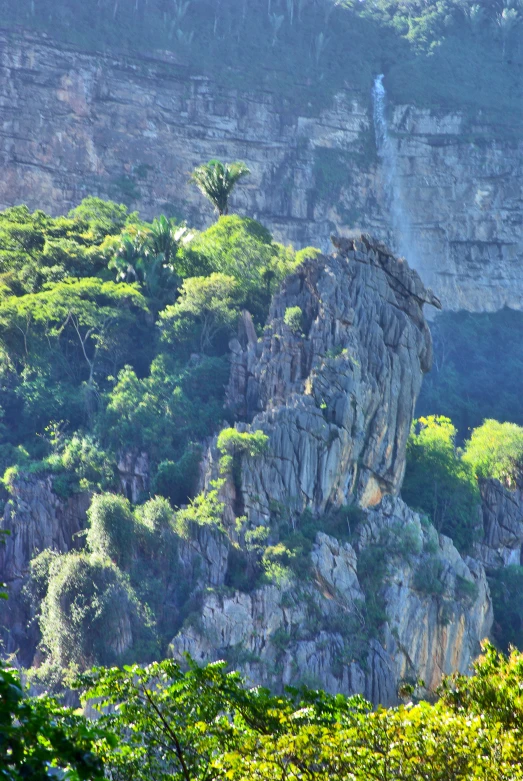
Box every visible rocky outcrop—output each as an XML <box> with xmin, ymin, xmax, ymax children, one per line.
<box><xmin>117</xmin><ymin>451</ymin><xmax>149</xmax><ymax>503</ymax></box>
<box><xmin>171</xmin><ymin>497</ymin><xmax>492</xmax><ymax>704</ymax></box>
<box><xmin>219</xmin><ymin>234</ymin><xmax>440</xmax><ymax>522</ymax></box>
<box><xmin>0</xmin><ymin>474</ymin><xmax>90</xmax><ymax>584</ymax></box>
<box><xmin>474</xmin><ymin>479</ymin><xmax>523</xmax><ymax>569</ymax></box>
<box><xmin>171</xmin><ymin>237</ymin><xmax>492</xmax><ymax>703</ymax></box>
<box><xmin>0</xmin><ymin>474</ymin><xmax>90</xmax><ymax>663</ymax></box>
<box><xmin>1</xmin><ymin>30</ymin><xmax>523</xmax><ymax>312</ymax></box>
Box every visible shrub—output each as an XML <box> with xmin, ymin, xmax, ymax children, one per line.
<box><xmin>217</xmin><ymin>428</ymin><xmax>269</xmax><ymax>488</ymax></box>
<box><xmin>402</xmin><ymin>416</ymin><xmax>481</xmax><ymax>552</ymax></box>
<box><xmin>136</xmin><ymin>495</ymin><xmax>173</xmax><ymax>533</ymax></box>
<box><xmin>413</xmin><ymin>556</ymin><xmax>445</xmax><ymax>597</ymax></box>
<box><xmin>217</xmin><ymin>428</ymin><xmax>269</xmax><ymax>459</ymax></box>
<box><xmin>455</xmin><ymin>575</ymin><xmax>479</xmax><ymax>605</ymax></box>
<box><xmin>40</xmin><ymin>552</ymin><xmax>156</xmax><ymax>668</ymax></box>
<box><xmin>153</xmin><ymin>446</ymin><xmax>202</xmax><ymax>507</ymax></box>
<box><xmin>463</xmin><ymin>419</ymin><xmax>523</xmax><ymax>488</ymax></box>
<box><xmin>86</xmin><ymin>493</ymin><xmax>136</xmax><ymax>568</ymax></box>
<box><xmin>283</xmin><ymin>306</ymin><xmax>303</xmax><ymax>334</ymax></box>
<box><xmin>173</xmin><ymin>484</ymin><xmax>224</xmax><ymax>539</ymax></box>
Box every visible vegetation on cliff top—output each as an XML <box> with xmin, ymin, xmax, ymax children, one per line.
<box><xmin>2</xmin><ymin>0</ymin><xmax>523</xmax><ymax>126</ymax></box>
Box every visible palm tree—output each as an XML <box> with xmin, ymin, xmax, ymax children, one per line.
<box><xmin>148</xmin><ymin>215</ymin><xmax>191</xmax><ymax>264</ymax></box>
<box><xmin>190</xmin><ymin>159</ymin><xmax>250</xmax><ymax>216</ymax></box>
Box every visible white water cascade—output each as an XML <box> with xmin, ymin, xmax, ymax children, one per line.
<box><xmin>372</xmin><ymin>74</ymin><xmax>418</xmax><ymax>268</ymax></box>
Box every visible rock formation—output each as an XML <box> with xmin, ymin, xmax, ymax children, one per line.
<box><xmin>1</xmin><ymin>30</ymin><xmax>522</xmax><ymax>312</ymax></box>
<box><xmin>218</xmin><ymin>234</ymin><xmax>441</xmax><ymax>520</ymax></box>
<box><xmin>172</xmin><ymin>236</ymin><xmax>492</xmax><ymax>704</ymax></box>
<box><xmin>0</xmin><ymin>234</ymin><xmax>497</xmax><ymax>702</ymax></box>
<box><xmin>474</xmin><ymin>479</ymin><xmax>523</xmax><ymax>569</ymax></box>
<box><xmin>0</xmin><ymin>475</ymin><xmax>90</xmax><ymax>663</ymax></box>
<box><xmin>172</xmin><ymin>496</ymin><xmax>492</xmax><ymax>705</ymax></box>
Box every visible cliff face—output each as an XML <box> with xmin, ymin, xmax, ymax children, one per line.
<box><xmin>0</xmin><ymin>475</ymin><xmax>90</xmax><ymax>663</ymax></box>
<box><xmin>0</xmin><ymin>234</ymin><xmax>497</xmax><ymax>701</ymax></box>
<box><xmin>221</xmin><ymin>234</ymin><xmax>441</xmax><ymax>521</ymax></box>
<box><xmin>1</xmin><ymin>30</ymin><xmax>522</xmax><ymax>312</ymax></box>
<box><xmin>172</xmin><ymin>496</ymin><xmax>492</xmax><ymax>704</ymax></box>
<box><xmin>172</xmin><ymin>236</ymin><xmax>492</xmax><ymax>703</ymax></box>
<box><xmin>474</xmin><ymin>479</ymin><xmax>523</xmax><ymax>569</ymax></box>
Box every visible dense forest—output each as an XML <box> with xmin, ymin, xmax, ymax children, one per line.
<box><xmin>2</xmin><ymin>0</ymin><xmax>523</xmax><ymax>127</ymax></box>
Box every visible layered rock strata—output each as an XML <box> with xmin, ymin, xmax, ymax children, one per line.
<box><xmin>474</xmin><ymin>479</ymin><xmax>523</xmax><ymax>569</ymax></box>
<box><xmin>220</xmin><ymin>234</ymin><xmax>441</xmax><ymax>521</ymax></box>
<box><xmin>0</xmin><ymin>475</ymin><xmax>90</xmax><ymax>663</ymax></box>
<box><xmin>171</xmin><ymin>497</ymin><xmax>492</xmax><ymax>705</ymax></box>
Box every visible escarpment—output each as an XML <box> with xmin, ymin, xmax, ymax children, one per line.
<box><xmin>1</xmin><ymin>30</ymin><xmax>523</xmax><ymax>313</ymax></box>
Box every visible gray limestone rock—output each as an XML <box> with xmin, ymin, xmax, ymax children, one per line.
<box><xmin>170</xmin><ymin>497</ymin><xmax>492</xmax><ymax>705</ymax></box>
<box><xmin>474</xmin><ymin>479</ymin><xmax>523</xmax><ymax>568</ymax></box>
<box><xmin>219</xmin><ymin>234</ymin><xmax>440</xmax><ymax>522</ymax></box>
<box><xmin>1</xmin><ymin>29</ymin><xmax>522</xmax><ymax>313</ymax></box>
<box><xmin>0</xmin><ymin>474</ymin><xmax>90</xmax><ymax>663</ymax></box>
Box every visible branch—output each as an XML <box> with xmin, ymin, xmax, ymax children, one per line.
<box><xmin>141</xmin><ymin>685</ymin><xmax>192</xmax><ymax>781</ymax></box>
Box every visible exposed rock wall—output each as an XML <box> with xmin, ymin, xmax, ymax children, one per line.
<box><xmin>0</xmin><ymin>475</ymin><xmax>90</xmax><ymax>663</ymax></box>
<box><xmin>474</xmin><ymin>479</ymin><xmax>523</xmax><ymax>569</ymax></box>
<box><xmin>218</xmin><ymin>234</ymin><xmax>440</xmax><ymax>521</ymax></box>
<box><xmin>171</xmin><ymin>497</ymin><xmax>492</xmax><ymax>705</ymax></box>
<box><xmin>0</xmin><ymin>30</ymin><xmax>522</xmax><ymax>312</ymax></box>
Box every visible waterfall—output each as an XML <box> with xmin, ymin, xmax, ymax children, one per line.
<box><xmin>372</xmin><ymin>74</ymin><xmax>417</xmax><ymax>268</ymax></box>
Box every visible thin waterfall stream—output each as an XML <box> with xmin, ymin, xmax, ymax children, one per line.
<box><xmin>372</xmin><ymin>74</ymin><xmax>418</xmax><ymax>269</ymax></box>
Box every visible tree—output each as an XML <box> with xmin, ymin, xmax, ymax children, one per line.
<box><xmin>0</xmin><ymin>277</ymin><xmax>147</xmax><ymax>389</ymax></box>
<box><xmin>190</xmin><ymin>159</ymin><xmax>250</xmax><ymax>216</ymax></box>
<box><xmin>39</xmin><ymin>551</ymin><xmax>155</xmax><ymax>669</ymax></box>
<box><xmin>463</xmin><ymin>419</ymin><xmax>523</xmax><ymax>488</ymax></box>
<box><xmin>159</xmin><ymin>273</ymin><xmax>240</xmax><ymax>353</ymax></box>
<box><xmin>402</xmin><ymin>416</ymin><xmax>481</xmax><ymax>552</ymax></box>
<box><xmin>86</xmin><ymin>493</ymin><xmax>136</xmax><ymax>566</ymax></box>
<box><xmin>0</xmin><ymin>662</ymin><xmax>106</xmax><ymax>781</ymax></box>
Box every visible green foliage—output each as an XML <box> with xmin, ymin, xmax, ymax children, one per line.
<box><xmin>86</xmin><ymin>493</ymin><xmax>136</xmax><ymax>567</ymax></box>
<box><xmin>45</xmin><ymin>434</ymin><xmax>117</xmax><ymax>496</ymax></box>
<box><xmin>463</xmin><ymin>419</ymin><xmax>523</xmax><ymax>488</ymax></box>
<box><xmin>39</xmin><ymin>552</ymin><xmax>156</xmax><ymax>669</ymax></box>
<box><xmin>402</xmin><ymin>416</ymin><xmax>481</xmax><ymax>552</ymax></box>
<box><xmin>190</xmin><ymin>159</ymin><xmax>250</xmax><ymax>216</ymax></box>
<box><xmin>173</xmin><ymin>483</ymin><xmax>225</xmax><ymax>539</ymax></box>
<box><xmin>76</xmin><ymin>648</ymin><xmax>523</xmax><ymax>781</ymax></box>
<box><xmin>178</xmin><ymin>215</ymin><xmax>299</xmax><ymax>328</ymax></box>
<box><xmin>283</xmin><ymin>305</ymin><xmax>303</xmax><ymax>334</ymax></box>
<box><xmin>4</xmin><ymin>0</ymin><xmax>522</xmax><ymax>132</ymax></box>
<box><xmin>217</xmin><ymin>428</ymin><xmax>269</xmax><ymax>497</ymax></box>
<box><xmin>0</xmin><ymin>661</ymin><xmax>107</xmax><ymax>780</ymax></box>
<box><xmin>217</xmin><ymin>428</ymin><xmax>269</xmax><ymax>459</ymax></box>
<box><xmin>152</xmin><ymin>447</ymin><xmax>202</xmax><ymax>508</ymax></box>
<box><xmin>413</xmin><ymin>556</ymin><xmax>445</xmax><ymax>597</ymax></box>
<box><xmin>159</xmin><ymin>273</ymin><xmax>240</xmax><ymax>354</ymax></box>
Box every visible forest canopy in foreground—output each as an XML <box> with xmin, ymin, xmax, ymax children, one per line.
<box><xmin>4</xmin><ymin>641</ymin><xmax>523</xmax><ymax>780</ymax></box>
